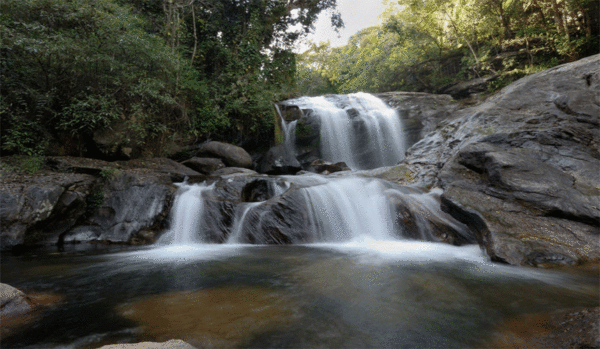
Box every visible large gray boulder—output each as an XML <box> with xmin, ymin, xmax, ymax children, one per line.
<box><xmin>0</xmin><ymin>157</ymin><xmax>202</xmax><ymax>249</ymax></box>
<box><xmin>181</xmin><ymin>157</ymin><xmax>225</xmax><ymax>175</ymax></box>
<box><xmin>0</xmin><ymin>172</ymin><xmax>96</xmax><ymax>249</ymax></box>
<box><xmin>63</xmin><ymin>169</ymin><xmax>176</xmax><ymax>245</ymax></box>
<box><xmin>196</xmin><ymin>141</ymin><xmax>253</xmax><ymax>169</ymax></box>
<box><xmin>376</xmin><ymin>54</ymin><xmax>600</xmax><ymax>267</ymax></box>
<box><xmin>0</xmin><ymin>283</ymin><xmax>34</xmax><ymax>319</ymax></box>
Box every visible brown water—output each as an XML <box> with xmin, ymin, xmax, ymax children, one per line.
<box><xmin>1</xmin><ymin>243</ymin><xmax>598</xmax><ymax>349</ymax></box>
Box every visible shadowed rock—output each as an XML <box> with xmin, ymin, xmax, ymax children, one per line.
<box><xmin>196</xmin><ymin>141</ymin><xmax>253</xmax><ymax>168</ymax></box>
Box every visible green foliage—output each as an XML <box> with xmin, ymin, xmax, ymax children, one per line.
<box><xmin>0</xmin><ymin>155</ymin><xmax>45</xmax><ymax>175</ymax></box>
<box><xmin>1</xmin><ymin>0</ymin><xmax>341</xmax><ymax>156</ymax></box>
<box><xmin>295</xmin><ymin>0</ymin><xmax>599</xmax><ymax>96</ymax></box>
<box><xmin>99</xmin><ymin>167</ymin><xmax>122</xmax><ymax>181</ymax></box>
<box><xmin>86</xmin><ymin>188</ymin><xmax>105</xmax><ymax>211</ymax></box>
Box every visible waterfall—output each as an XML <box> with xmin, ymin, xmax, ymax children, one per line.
<box><xmin>226</xmin><ymin>202</ymin><xmax>262</xmax><ymax>244</ymax></box>
<box><xmin>275</xmin><ymin>103</ymin><xmax>298</xmax><ymax>158</ymax></box>
<box><xmin>156</xmin><ymin>176</ymin><xmax>472</xmax><ymax>247</ymax></box>
<box><xmin>301</xmin><ymin>177</ymin><xmax>396</xmax><ymax>242</ymax></box>
<box><xmin>281</xmin><ymin>92</ymin><xmax>406</xmax><ymax>170</ymax></box>
<box><xmin>157</xmin><ymin>182</ymin><xmax>213</xmax><ymax>245</ymax></box>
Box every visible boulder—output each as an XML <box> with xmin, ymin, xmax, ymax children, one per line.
<box><xmin>257</xmin><ymin>144</ymin><xmax>302</xmax><ymax>175</ymax></box>
<box><xmin>308</xmin><ymin>159</ymin><xmax>350</xmax><ymax>174</ymax></box>
<box><xmin>0</xmin><ymin>157</ymin><xmax>197</xmax><ymax>249</ymax></box>
<box><xmin>62</xmin><ymin>168</ymin><xmax>176</xmax><ymax>245</ymax></box>
<box><xmin>0</xmin><ymin>172</ymin><xmax>96</xmax><ymax>249</ymax></box>
<box><xmin>196</xmin><ymin>141</ymin><xmax>253</xmax><ymax>169</ymax></box>
<box><xmin>381</xmin><ymin>54</ymin><xmax>600</xmax><ymax>267</ymax></box>
<box><xmin>0</xmin><ymin>283</ymin><xmax>34</xmax><ymax>319</ymax></box>
<box><xmin>181</xmin><ymin>157</ymin><xmax>225</xmax><ymax>175</ymax></box>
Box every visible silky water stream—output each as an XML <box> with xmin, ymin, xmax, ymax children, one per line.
<box><xmin>2</xmin><ymin>177</ymin><xmax>598</xmax><ymax>349</ymax></box>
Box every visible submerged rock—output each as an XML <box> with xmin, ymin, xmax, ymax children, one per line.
<box><xmin>489</xmin><ymin>307</ymin><xmax>600</xmax><ymax>349</ymax></box>
<box><xmin>98</xmin><ymin>339</ymin><xmax>197</xmax><ymax>349</ymax></box>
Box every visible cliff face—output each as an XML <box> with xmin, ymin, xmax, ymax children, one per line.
<box><xmin>376</xmin><ymin>54</ymin><xmax>600</xmax><ymax>267</ymax></box>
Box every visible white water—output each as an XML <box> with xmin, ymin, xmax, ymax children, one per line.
<box><xmin>157</xmin><ymin>182</ymin><xmax>213</xmax><ymax>245</ymax></box>
<box><xmin>302</xmin><ymin>177</ymin><xmax>396</xmax><ymax>242</ymax></box>
<box><xmin>276</xmin><ymin>103</ymin><xmax>298</xmax><ymax>158</ymax></box>
<box><xmin>283</xmin><ymin>92</ymin><xmax>405</xmax><ymax>169</ymax></box>
<box><xmin>226</xmin><ymin>202</ymin><xmax>262</xmax><ymax>244</ymax></box>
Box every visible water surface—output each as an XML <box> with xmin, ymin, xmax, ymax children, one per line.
<box><xmin>2</xmin><ymin>242</ymin><xmax>597</xmax><ymax>348</ymax></box>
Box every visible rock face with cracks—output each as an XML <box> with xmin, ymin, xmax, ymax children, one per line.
<box><xmin>377</xmin><ymin>54</ymin><xmax>600</xmax><ymax>267</ymax></box>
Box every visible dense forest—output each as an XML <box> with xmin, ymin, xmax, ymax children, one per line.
<box><xmin>296</xmin><ymin>0</ymin><xmax>599</xmax><ymax>95</ymax></box>
<box><xmin>0</xmin><ymin>0</ymin><xmax>342</xmax><ymax>159</ymax></box>
<box><xmin>1</xmin><ymin>0</ymin><xmax>598</xmax><ymax>161</ymax></box>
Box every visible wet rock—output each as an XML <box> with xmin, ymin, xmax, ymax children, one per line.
<box><xmin>257</xmin><ymin>143</ymin><xmax>302</xmax><ymax>175</ymax></box>
<box><xmin>196</xmin><ymin>141</ymin><xmax>253</xmax><ymax>169</ymax></box>
<box><xmin>376</xmin><ymin>92</ymin><xmax>465</xmax><ymax>148</ymax></box>
<box><xmin>232</xmin><ymin>186</ymin><xmax>313</xmax><ymax>244</ymax></box>
<box><xmin>0</xmin><ymin>283</ymin><xmax>34</xmax><ymax>319</ymax></box>
<box><xmin>391</xmin><ymin>54</ymin><xmax>600</xmax><ymax>267</ymax></box>
<box><xmin>0</xmin><ymin>172</ymin><xmax>96</xmax><ymax>249</ymax></box>
<box><xmin>388</xmin><ymin>188</ymin><xmax>475</xmax><ymax>245</ymax></box>
<box><xmin>62</xmin><ymin>169</ymin><xmax>176</xmax><ymax>245</ymax></box>
<box><xmin>211</xmin><ymin>167</ymin><xmax>258</xmax><ymax>177</ymax></box>
<box><xmin>181</xmin><ymin>157</ymin><xmax>225</xmax><ymax>175</ymax></box>
<box><xmin>0</xmin><ymin>156</ymin><xmax>199</xmax><ymax>249</ymax></box>
<box><xmin>98</xmin><ymin>339</ymin><xmax>197</xmax><ymax>349</ymax></box>
<box><xmin>308</xmin><ymin>160</ymin><xmax>350</xmax><ymax>174</ymax></box>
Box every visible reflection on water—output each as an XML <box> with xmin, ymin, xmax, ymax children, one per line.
<box><xmin>1</xmin><ymin>243</ymin><xmax>598</xmax><ymax>349</ymax></box>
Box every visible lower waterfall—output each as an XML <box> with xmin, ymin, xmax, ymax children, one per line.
<box><xmin>157</xmin><ymin>175</ymin><xmax>473</xmax><ymax>246</ymax></box>
<box><xmin>157</xmin><ymin>182</ymin><xmax>214</xmax><ymax>245</ymax></box>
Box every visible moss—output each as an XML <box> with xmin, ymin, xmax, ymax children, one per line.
<box><xmin>99</xmin><ymin>167</ymin><xmax>122</xmax><ymax>181</ymax></box>
<box><xmin>295</xmin><ymin>122</ymin><xmax>316</xmax><ymax>139</ymax></box>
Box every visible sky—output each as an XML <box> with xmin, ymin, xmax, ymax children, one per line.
<box><xmin>294</xmin><ymin>0</ymin><xmax>388</xmax><ymax>53</ymax></box>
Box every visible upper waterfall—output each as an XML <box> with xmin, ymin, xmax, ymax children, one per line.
<box><xmin>280</xmin><ymin>92</ymin><xmax>406</xmax><ymax>170</ymax></box>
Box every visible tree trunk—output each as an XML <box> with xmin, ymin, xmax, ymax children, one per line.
<box><xmin>550</xmin><ymin>0</ymin><xmax>569</xmax><ymax>40</ymax></box>
<box><xmin>497</xmin><ymin>2</ymin><xmax>513</xmax><ymax>39</ymax></box>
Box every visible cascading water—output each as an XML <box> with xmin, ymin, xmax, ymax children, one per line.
<box><xmin>302</xmin><ymin>177</ymin><xmax>395</xmax><ymax>242</ymax></box>
<box><xmin>157</xmin><ymin>182</ymin><xmax>214</xmax><ymax>245</ymax></box>
<box><xmin>157</xmin><ymin>175</ymin><xmax>471</xmax><ymax>247</ymax></box>
<box><xmin>281</xmin><ymin>92</ymin><xmax>406</xmax><ymax>169</ymax></box>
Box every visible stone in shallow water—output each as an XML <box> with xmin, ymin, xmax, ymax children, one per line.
<box><xmin>117</xmin><ymin>287</ymin><xmax>295</xmax><ymax>348</ymax></box>
<box><xmin>98</xmin><ymin>339</ymin><xmax>197</xmax><ymax>349</ymax></box>
<box><xmin>488</xmin><ymin>307</ymin><xmax>600</xmax><ymax>349</ymax></box>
